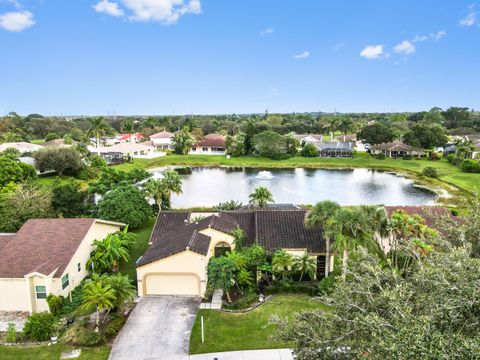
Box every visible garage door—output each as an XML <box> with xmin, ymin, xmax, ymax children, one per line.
<box><xmin>144</xmin><ymin>273</ymin><xmax>200</xmax><ymax>296</ymax></box>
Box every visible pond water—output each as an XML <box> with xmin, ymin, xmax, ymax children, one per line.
<box><xmin>150</xmin><ymin>167</ymin><xmax>437</xmax><ymax>208</ymax></box>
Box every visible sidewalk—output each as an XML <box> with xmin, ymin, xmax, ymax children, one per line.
<box><xmin>186</xmin><ymin>349</ymin><xmax>293</xmax><ymax>360</ymax></box>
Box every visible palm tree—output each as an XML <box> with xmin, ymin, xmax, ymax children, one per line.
<box><xmin>81</xmin><ymin>281</ymin><xmax>116</xmax><ymax>329</ymax></box>
<box><xmin>360</xmin><ymin>205</ymin><xmax>390</xmax><ymax>253</ymax></box>
<box><xmin>337</xmin><ymin>116</ymin><xmax>354</xmax><ymax>142</ymax></box>
<box><xmin>326</xmin><ymin>116</ymin><xmax>338</xmax><ymax>141</ymax></box>
<box><xmin>293</xmin><ymin>253</ymin><xmax>316</xmax><ymax>282</ymax></box>
<box><xmin>87</xmin><ymin>117</ymin><xmax>110</xmax><ymax>154</ymax></box>
<box><xmin>144</xmin><ymin>170</ymin><xmax>182</xmax><ymax>210</ymax></box>
<box><xmin>249</xmin><ymin>186</ymin><xmax>273</xmax><ymax>208</ymax></box>
<box><xmin>87</xmin><ymin>229</ymin><xmax>134</xmax><ymax>273</ymax></box>
<box><xmin>144</xmin><ymin>178</ymin><xmax>165</xmax><ymax>209</ymax></box>
<box><xmin>272</xmin><ymin>249</ymin><xmax>293</xmax><ymax>280</ymax></box>
<box><xmin>305</xmin><ymin>200</ymin><xmax>341</xmax><ymax>276</ymax></box>
<box><xmin>106</xmin><ymin>273</ymin><xmax>136</xmax><ymax>312</ymax></box>
<box><xmin>161</xmin><ymin>170</ymin><xmax>183</xmax><ymax>204</ymax></box>
<box><xmin>326</xmin><ymin>208</ymin><xmax>375</xmax><ymax>281</ymax></box>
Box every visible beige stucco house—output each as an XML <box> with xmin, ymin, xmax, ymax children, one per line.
<box><xmin>0</xmin><ymin>218</ymin><xmax>124</xmax><ymax>313</ymax></box>
<box><xmin>189</xmin><ymin>134</ymin><xmax>226</xmax><ymax>155</ymax></box>
<box><xmin>371</xmin><ymin>141</ymin><xmax>424</xmax><ymax>158</ymax></box>
<box><xmin>136</xmin><ymin>209</ymin><xmax>331</xmax><ymax>297</ymax></box>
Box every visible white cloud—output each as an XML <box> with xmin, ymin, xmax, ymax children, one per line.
<box><xmin>293</xmin><ymin>50</ymin><xmax>310</xmax><ymax>59</ymax></box>
<box><xmin>412</xmin><ymin>34</ymin><xmax>429</xmax><ymax>43</ymax></box>
<box><xmin>93</xmin><ymin>0</ymin><xmax>125</xmax><ymax>17</ymax></box>
<box><xmin>394</xmin><ymin>40</ymin><xmax>415</xmax><ymax>55</ymax></box>
<box><xmin>412</xmin><ymin>30</ymin><xmax>446</xmax><ymax>43</ymax></box>
<box><xmin>360</xmin><ymin>45</ymin><xmax>384</xmax><ymax>59</ymax></box>
<box><xmin>459</xmin><ymin>12</ymin><xmax>476</xmax><ymax>26</ymax></box>
<box><xmin>260</xmin><ymin>27</ymin><xmax>274</xmax><ymax>36</ymax></box>
<box><xmin>431</xmin><ymin>30</ymin><xmax>446</xmax><ymax>41</ymax></box>
<box><xmin>122</xmin><ymin>0</ymin><xmax>201</xmax><ymax>24</ymax></box>
<box><xmin>0</xmin><ymin>10</ymin><xmax>35</xmax><ymax>32</ymax></box>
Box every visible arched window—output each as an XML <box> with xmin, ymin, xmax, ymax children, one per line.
<box><xmin>214</xmin><ymin>242</ymin><xmax>231</xmax><ymax>257</ymax></box>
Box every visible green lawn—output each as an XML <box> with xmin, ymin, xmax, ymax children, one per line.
<box><xmin>119</xmin><ymin>217</ymin><xmax>156</xmax><ymax>280</ymax></box>
<box><xmin>189</xmin><ymin>294</ymin><xmax>327</xmax><ymax>354</ymax></box>
<box><xmin>0</xmin><ymin>344</ymin><xmax>110</xmax><ymax>360</ymax></box>
<box><xmin>113</xmin><ymin>153</ymin><xmax>479</xmax><ymax>195</ymax></box>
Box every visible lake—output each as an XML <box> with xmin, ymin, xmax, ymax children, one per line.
<box><xmin>150</xmin><ymin>167</ymin><xmax>437</xmax><ymax>208</ymax></box>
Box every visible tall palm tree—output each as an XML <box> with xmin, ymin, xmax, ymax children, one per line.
<box><xmin>337</xmin><ymin>116</ymin><xmax>354</xmax><ymax>142</ymax></box>
<box><xmin>249</xmin><ymin>186</ymin><xmax>274</xmax><ymax>208</ymax></box>
<box><xmin>326</xmin><ymin>116</ymin><xmax>338</xmax><ymax>141</ymax></box>
<box><xmin>293</xmin><ymin>253</ymin><xmax>316</xmax><ymax>282</ymax></box>
<box><xmin>121</xmin><ymin>118</ymin><xmax>136</xmax><ymax>143</ymax></box>
<box><xmin>360</xmin><ymin>205</ymin><xmax>390</xmax><ymax>253</ymax></box>
<box><xmin>272</xmin><ymin>249</ymin><xmax>293</xmax><ymax>280</ymax></box>
<box><xmin>144</xmin><ymin>178</ymin><xmax>165</xmax><ymax>210</ymax></box>
<box><xmin>160</xmin><ymin>170</ymin><xmax>183</xmax><ymax>210</ymax></box>
<box><xmin>326</xmin><ymin>207</ymin><xmax>375</xmax><ymax>281</ymax></box>
<box><xmin>81</xmin><ymin>281</ymin><xmax>116</xmax><ymax>329</ymax></box>
<box><xmin>106</xmin><ymin>273</ymin><xmax>136</xmax><ymax>312</ymax></box>
<box><xmin>305</xmin><ymin>200</ymin><xmax>341</xmax><ymax>276</ymax></box>
<box><xmin>87</xmin><ymin>117</ymin><xmax>110</xmax><ymax>155</ymax></box>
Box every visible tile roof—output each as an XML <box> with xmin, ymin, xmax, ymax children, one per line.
<box><xmin>372</xmin><ymin>141</ymin><xmax>420</xmax><ymax>152</ymax></box>
<box><xmin>0</xmin><ymin>219</ymin><xmax>97</xmax><ymax>278</ymax></box>
<box><xmin>195</xmin><ymin>135</ymin><xmax>226</xmax><ymax>148</ymax></box>
<box><xmin>150</xmin><ymin>131</ymin><xmax>174</xmax><ymax>139</ymax></box>
<box><xmin>139</xmin><ymin>209</ymin><xmax>326</xmax><ymax>266</ymax></box>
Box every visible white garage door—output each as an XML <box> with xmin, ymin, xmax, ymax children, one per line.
<box><xmin>144</xmin><ymin>273</ymin><xmax>200</xmax><ymax>296</ymax></box>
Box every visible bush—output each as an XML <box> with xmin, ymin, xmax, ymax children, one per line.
<box><xmin>429</xmin><ymin>152</ymin><xmax>440</xmax><ymax>160</ymax></box>
<box><xmin>402</xmin><ymin>155</ymin><xmax>413</xmax><ymax>160</ymax></box>
<box><xmin>18</xmin><ymin>162</ymin><xmax>38</xmax><ymax>181</ymax></box>
<box><xmin>60</xmin><ymin>285</ymin><xmax>84</xmax><ymax>315</ymax></box>
<box><xmin>317</xmin><ymin>275</ymin><xmax>337</xmax><ymax>295</ymax></box>
<box><xmin>376</xmin><ymin>153</ymin><xmax>386</xmax><ymax>160</ymax></box>
<box><xmin>103</xmin><ymin>315</ymin><xmax>126</xmax><ymax>338</ymax></box>
<box><xmin>446</xmin><ymin>154</ymin><xmax>455</xmax><ymax>163</ymax></box>
<box><xmin>423</xmin><ymin>167</ymin><xmax>438</xmax><ymax>178</ymax></box>
<box><xmin>45</xmin><ymin>133</ymin><xmax>60</xmax><ymax>141</ymax></box>
<box><xmin>222</xmin><ymin>291</ymin><xmax>258</xmax><ymax>310</ymax></box>
<box><xmin>61</xmin><ymin>321</ymin><xmax>105</xmax><ymax>346</ymax></box>
<box><xmin>264</xmin><ymin>280</ymin><xmax>320</xmax><ymax>296</ymax></box>
<box><xmin>460</xmin><ymin>159</ymin><xmax>480</xmax><ymax>173</ymax></box>
<box><xmin>33</xmin><ymin>147</ymin><xmax>84</xmax><ymax>176</ymax></box>
<box><xmin>23</xmin><ymin>312</ymin><xmax>55</xmax><ymax>341</ymax></box>
<box><xmin>301</xmin><ymin>143</ymin><xmax>319</xmax><ymax>157</ymax></box>
<box><xmin>5</xmin><ymin>322</ymin><xmax>17</xmax><ymax>343</ymax></box>
<box><xmin>451</xmin><ymin>157</ymin><xmax>463</xmax><ymax>167</ymax></box>
<box><xmin>46</xmin><ymin>294</ymin><xmax>64</xmax><ymax>316</ymax></box>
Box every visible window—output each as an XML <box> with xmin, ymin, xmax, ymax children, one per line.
<box><xmin>202</xmin><ymin>147</ymin><xmax>208</xmax><ymax>152</ymax></box>
<box><xmin>35</xmin><ymin>285</ymin><xmax>47</xmax><ymax>299</ymax></box>
<box><xmin>191</xmin><ymin>147</ymin><xmax>196</xmax><ymax>151</ymax></box>
<box><xmin>61</xmin><ymin>274</ymin><xmax>69</xmax><ymax>290</ymax></box>
<box><xmin>77</xmin><ymin>263</ymin><xmax>81</xmax><ymax>272</ymax></box>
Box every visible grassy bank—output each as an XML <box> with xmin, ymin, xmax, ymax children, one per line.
<box><xmin>0</xmin><ymin>344</ymin><xmax>110</xmax><ymax>360</ymax></box>
<box><xmin>114</xmin><ymin>153</ymin><xmax>478</xmax><ymax>195</ymax></box>
<box><xmin>189</xmin><ymin>294</ymin><xmax>327</xmax><ymax>354</ymax></box>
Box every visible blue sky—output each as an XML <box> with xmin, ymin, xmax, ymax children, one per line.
<box><xmin>0</xmin><ymin>0</ymin><xmax>479</xmax><ymax>115</ymax></box>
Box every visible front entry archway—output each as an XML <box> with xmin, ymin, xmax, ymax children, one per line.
<box><xmin>214</xmin><ymin>242</ymin><xmax>231</xmax><ymax>257</ymax></box>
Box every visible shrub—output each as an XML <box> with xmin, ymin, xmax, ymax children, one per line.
<box><xmin>61</xmin><ymin>321</ymin><xmax>105</xmax><ymax>346</ymax></box>
<box><xmin>451</xmin><ymin>157</ymin><xmax>463</xmax><ymax>167</ymax></box>
<box><xmin>429</xmin><ymin>152</ymin><xmax>440</xmax><ymax>160</ymax></box>
<box><xmin>423</xmin><ymin>167</ymin><xmax>438</xmax><ymax>178</ymax></box>
<box><xmin>45</xmin><ymin>133</ymin><xmax>60</xmax><ymax>141</ymax></box>
<box><xmin>402</xmin><ymin>155</ymin><xmax>413</xmax><ymax>160</ymax></box>
<box><xmin>376</xmin><ymin>153</ymin><xmax>386</xmax><ymax>160</ymax></box>
<box><xmin>222</xmin><ymin>291</ymin><xmax>258</xmax><ymax>310</ymax></box>
<box><xmin>23</xmin><ymin>312</ymin><xmax>55</xmax><ymax>341</ymax></box>
<box><xmin>460</xmin><ymin>159</ymin><xmax>480</xmax><ymax>173</ymax></box>
<box><xmin>5</xmin><ymin>322</ymin><xmax>17</xmax><ymax>343</ymax></box>
<box><xmin>18</xmin><ymin>162</ymin><xmax>38</xmax><ymax>181</ymax></box>
<box><xmin>33</xmin><ymin>147</ymin><xmax>84</xmax><ymax>176</ymax></box>
<box><xmin>446</xmin><ymin>154</ymin><xmax>455</xmax><ymax>163</ymax></box>
<box><xmin>103</xmin><ymin>315</ymin><xmax>126</xmax><ymax>338</ymax></box>
<box><xmin>60</xmin><ymin>285</ymin><xmax>84</xmax><ymax>315</ymax></box>
<box><xmin>264</xmin><ymin>280</ymin><xmax>320</xmax><ymax>296</ymax></box>
<box><xmin>46</xmin><ymin>294</ymin><xmax>64</xmax><ymax>316</ymax></box>
<box><xmin>301</xmin><ymin>143</ymin><xmax>319</xmax><ymax>157</ymax></box>
<box><xmin>317</xmin><ymin>275</ymin><xmax>337</xmax><ymax>295</ymax></box>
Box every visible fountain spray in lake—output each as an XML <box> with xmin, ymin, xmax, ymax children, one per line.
<box><xmin>256</xmin><ymin>171</ymin><xmax>274</xmax><ymax>180</ymax></box>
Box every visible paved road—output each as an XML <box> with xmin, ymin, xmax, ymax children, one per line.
<box><xmin>109</xmin><ymin>296</ymin><xmax>200</xmax><ymax>360</ymax></box>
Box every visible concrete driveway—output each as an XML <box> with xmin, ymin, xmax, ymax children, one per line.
<box><xmin>109</xmin><ymin>296</ymin><xmax>200</xmax><ymax>360</ymax></box>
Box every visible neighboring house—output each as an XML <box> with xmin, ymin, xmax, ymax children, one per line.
<box><xmin>310</xmin><ymin>141</ymin><xmax>354</xmax><ymax>157</ymax></box>
<box><xmin>371</xmin><ymin>141</ymin><xmax>424</xmax><ymax>158</ymax></box>
<box><xmin>116</xmin><ymin>133</ymin><xmax>144</xmax><ymax>144</ymax></box>
<box><xmin>189</xmin><ymin>134</ymin><xmax>226</xmax><ymax>155</ymax></box>
<box><xmin>0</xmin><ymin>142</ymin><xmax>43</xmax><ymax>154</ymax></box>
<box><xmin>335</xmin><ymin>134</ymin><xmax>357</xmax><ymax>143</ymax></box>
<box><xmin>136</xmin><ymin>209</ymin><xmax>329</xmax><ymax>297</ymax></box>
<box><xmin>465</xmin><ymin>135</ymin><xmax>480</xmax><ymax>159</ymax></box>
<box><xmin>293</xmin><ymin>133</ymin><xmax>324</xmax><ymax>144</ymax></box>
<box><xmin>88</xmin><ymin>142</ymin><xmax>157</xmax><ymax>162</ymax></box>
<box><xmin>0</xmin><ymin>219</ymin><xmax>124</xmax><ymax>313</ymax></box>
<box><xmin>43</xmin><ymin>139</ymin><xmax>75</xmax><ymax>148</ymax></box>
<box><xmin>150</xmin><ymin>131</ymin><xmax>174</xmax><ymax>150</ymax></box>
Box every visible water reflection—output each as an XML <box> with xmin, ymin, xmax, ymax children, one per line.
<box><xmin>149</xmin><ymin>167</ymin><xmax>437</xmax><ymax>208</ymax></box>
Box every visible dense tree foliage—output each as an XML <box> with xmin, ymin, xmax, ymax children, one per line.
<box><xmin>403</xmin><ymin>122</ymin><xmax>448</xmax><ymax>149</ymax></box>
<box><xmin>51</xmin><ymin>179</ymin><xmax>88</xmax><ymax>217</ymax></box>
<box><xmin>33</xmin><ymin>147</ymin><xmax>84</xmax><ymax>176</ymax></box>
<box><xmin>357</xmin><ymin>123</ymin><xmax>395</xmax><ymax>145</ymax></box>
<box><xmin>97</xmin><ymin>185</ymin><xmax>153</xmax><ymax>229</ymax></box>
<box><xmin>252</xmin><ymin>131</ymin><xmax>288</xmax><ymax>159</ymax></box>
<box><xmin>172</xmin><ymin>127</ymin><xmax>194</xmax><ymax>155</ymax></box>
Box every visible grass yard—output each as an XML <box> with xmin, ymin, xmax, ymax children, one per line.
<box><xmin>189</xmin><ymin>294</ymin><xmax>327</xmax><ymax>354</ymax></box>
<box><xmin>119</xmin><ymin>217</ymin><xmax>156</xmax><ymax>280</ymax></box>
<box><xmin>113</xmin><ymin>153</ymin><xmax>479</xmax><ymax>195</ymax></box>
<box><xmin>0</xmin><ymin>344</ymin><xmax>111</xmax><ymax>360</ymax></box>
